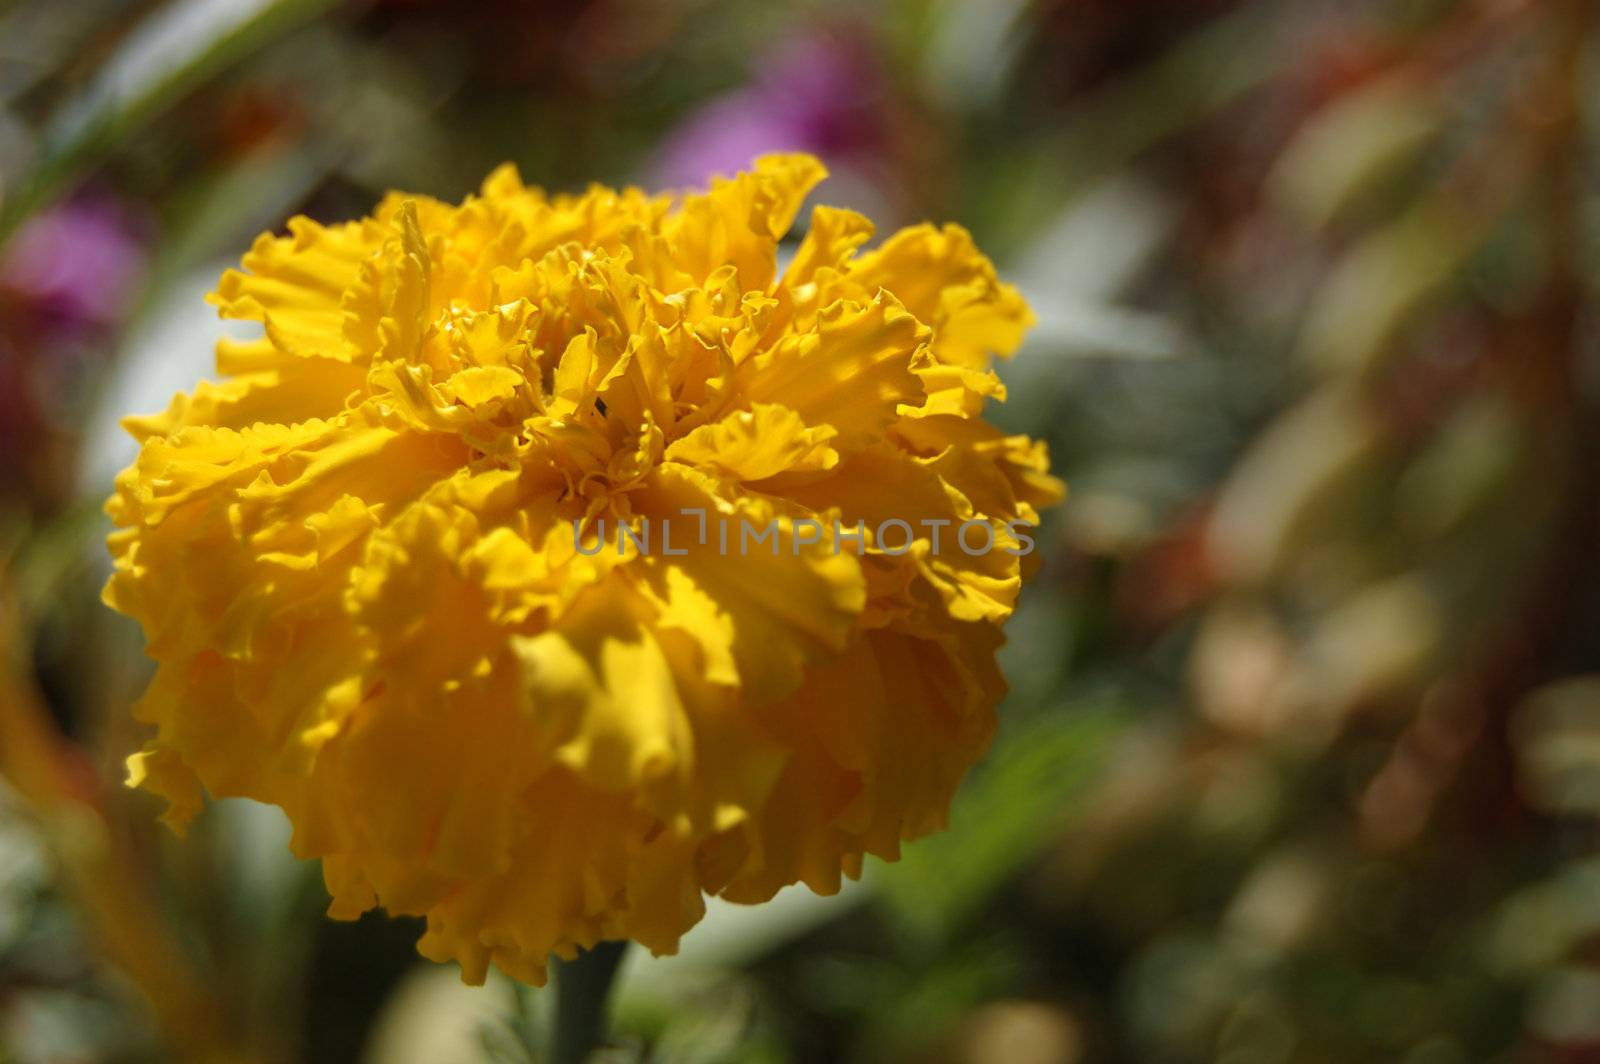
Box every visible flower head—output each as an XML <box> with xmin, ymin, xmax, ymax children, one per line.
<box><xmin>105</xmin><ymin>154</ymin><xmax>1061</xmax><ymax>984</ymax></box>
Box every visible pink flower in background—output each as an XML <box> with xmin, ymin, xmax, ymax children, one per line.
<box><xmin>0</xmin><ymin>194</ymin><xmax>146</xmax><ymax>494</ymax></box>
<box><xmin>650</xmin><ymin>32</ymin><xmax>883</xmax><ymax>189</ymax></box>
<box><xmin>2</xmin><ymin>195</ymin><xmax>146</xmax><ymax>328</ymax></box>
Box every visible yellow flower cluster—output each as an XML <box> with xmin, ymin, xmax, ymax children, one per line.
<box><xmin>105</xmin><ymin>155</ymin><xmax>1061</xmax><ymax>984</ymax></box>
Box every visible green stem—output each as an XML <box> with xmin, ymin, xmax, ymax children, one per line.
<box><xmin>547</xmin><ymin>940</ymin><xmax>628</xmax><ymax>1064</ymax></box>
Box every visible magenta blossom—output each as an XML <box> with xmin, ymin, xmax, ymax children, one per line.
<box><xmin>2</xmin><ymin>195</ymin><xmax>146</xmax><ymax>328</ymax></box>
<box><xmin>650</xmin><ymin>33</ymin><xmax>882</xmax><ymax>189</ymax></box>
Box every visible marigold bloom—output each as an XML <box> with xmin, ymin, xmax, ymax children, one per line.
<box><xmin>105</xmin><ymin>154</ymin><xmax>1061</xmax><ymax>984</ymax></box>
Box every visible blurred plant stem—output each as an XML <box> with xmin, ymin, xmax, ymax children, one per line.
<box><xmin>0</xmin><ymin>557</ymin><xmax>269</xmax><ymax>1063</ymax></box>
<box><xmin>0</xmin><ymin>0</ymin><xmax>337</xmax><ymax>247</ymax></box>
<box><xmin>548</xmin><ymin>940</ymin><xmax>629</xmax><ymax>1064</ymax></box>
<box><xmin>1458</xmin><ymin>0</ymin><xmax>1600</xmax><ymax>830</ymax></box>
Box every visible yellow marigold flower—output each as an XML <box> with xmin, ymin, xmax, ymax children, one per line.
<box><xmin>105</xmin><ymin>154</ymin><xmax>1062</xmax><ymax>985</ymax></box>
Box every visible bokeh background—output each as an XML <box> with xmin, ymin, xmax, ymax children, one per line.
<box><xmin>4</xmin><ymin>0</ymin><xmax>1600</xmax><ymax>1061</ymax></box>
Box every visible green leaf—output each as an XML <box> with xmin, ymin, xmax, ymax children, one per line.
<box><xmin>878</xmin><ymin>702</ymin><xmax>1129</xmax><ymax>942</ymax></box>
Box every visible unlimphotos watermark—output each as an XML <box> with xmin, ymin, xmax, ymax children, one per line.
<box><xmin>573</xmin><ymin>510</ymin><xmax>1037</xmax><ymax>557</ymax></box>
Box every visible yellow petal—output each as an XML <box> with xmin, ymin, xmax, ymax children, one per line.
<box><xmin>664</xmin><ymin>402</ymin><xmax>838</xmax><ymax>481</ymax></box>
<box><xmin>852</xmin><ymin>222</ymin><xmax>1034</xmax><ymax>368</ymax></box>
<box><xmin>740</xmin><ymin>292</ymin><xmax>928</xmax><ymax>453</ymax></box>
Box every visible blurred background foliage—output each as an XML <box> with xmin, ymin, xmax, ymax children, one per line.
<box><xmin>3</xmin><ymin>0</ymin><xmax>1600</xmax><ymax>1060</ymax></box>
